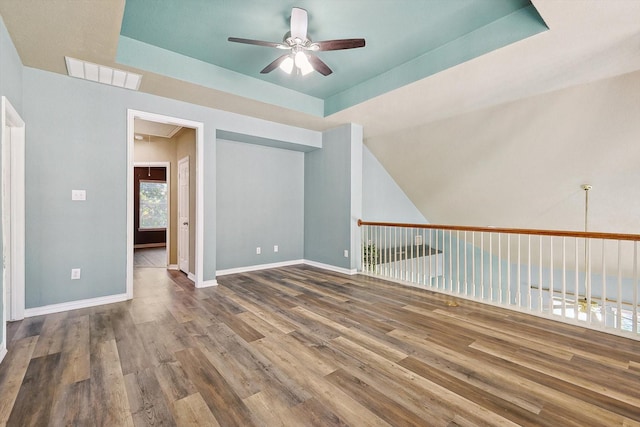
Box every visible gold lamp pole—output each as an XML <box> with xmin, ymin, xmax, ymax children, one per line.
<box><xmin>579</xmin><ymin>184</ymin><xmax>594</xmax><ymax>315</ymax></box>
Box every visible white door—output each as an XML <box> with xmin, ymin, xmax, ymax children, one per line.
<box><xmin>178</xmin><ymin>156</ymin><xmax>189</xmax><ymax>274</ymax></box>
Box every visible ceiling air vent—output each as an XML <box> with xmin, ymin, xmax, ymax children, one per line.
<box><xmin>64</xmin><ymin>56</ymin><xmax>141</xmax><ymax>90</ymax></box>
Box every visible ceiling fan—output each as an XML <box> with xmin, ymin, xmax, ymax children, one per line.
<box><xmin>228</xmin><ymin>7</ymin><xmax>365</xmax><ymax>76</ymax></box>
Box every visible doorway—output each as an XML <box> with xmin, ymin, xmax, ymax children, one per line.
<box><xmin>1</xmin><ymin>96</ymin><xmax>25</xmax><ymax>360</ymax></box>
<box><xmin>127</xmin><ymin>110</ymin><xmax>204</xmax><ymax>298</ymax></box>
<box><xmin>133</xmin><ymin>164</ymin><xmax>169</xmax><ymax>268</ymax></box>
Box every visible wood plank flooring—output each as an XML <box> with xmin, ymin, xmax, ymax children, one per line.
<box><xmin>134</xmin><ymin>247</ymin><xmax>167</xmax><ymax>268</ymax></box>
<box><xmin>2</xmin><ymin>265</ymin><xmax>640</xmax><ymax>426</ymax></box>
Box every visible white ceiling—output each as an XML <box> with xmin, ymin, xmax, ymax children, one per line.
<box><xmin>1</xmin><ymin>1</ymin><xmax>640</xmax><ymax>140</ymax></box>
<box><xmin>134</xmin><ymin>118</ymin><xmax>182</xmax><ymax>139</ymax></box>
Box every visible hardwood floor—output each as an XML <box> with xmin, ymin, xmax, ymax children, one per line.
<box><xmin>134</xmin><ymin>247</ymin><xmax>167</xmax><ymax>268</ymax></box>
<box><xmin>1</xmin><ymin>265</ymin><xmax>640</xmax><ymax>426</ymax></box>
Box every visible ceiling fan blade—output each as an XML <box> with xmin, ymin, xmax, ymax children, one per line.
<box><xmin>308</xmin><ymin>55</ymin><xmax>332</xmax><ymax>76</ymax></box>
<box><xmin>290</xmin><ymin>7</ymin><xmax>308</xmax><ymax>40</ymax></box>
<box><xmin>228</xmin><ymin>37</ymin><xmax>288</xmax><ymax>49</ymax></box>
<box><xmin>260</xmin><ymin>54</ymin><xmax>289</xmax><ymax>74</ymax></box>
<box><xmin>314</xmin><ymin>38</ymin><xmax>366</xmax><ymax>51</ymax></box>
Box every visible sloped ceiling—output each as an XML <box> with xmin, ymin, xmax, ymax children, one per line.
<box><xmin>1</xmin><ymin>0</ymin><xmax>640</xmax><ymax>231</ymax></box>
<box><xmin>367</xmin><ymin>69</ymin><xmax>640</xmax><ymax>232</ymax></box>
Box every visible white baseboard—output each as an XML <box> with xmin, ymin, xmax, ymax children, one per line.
<box><xmin>0</xmin><ymin>346</ymin><xmax>6</xmax><ymax>365</ymax></box>
<box><xmin>303</xmin><ymin>260</ymin><xmax>357</xmax><ymax>276</ymax></box>
<box><xmin>196</xmin><ymin>279</ymin><xmax>218</xmax><ymax>288</ymax></box>
<box><xmin>168</xmin><ymin>264</ymin><xmax>179</xmax><ymax>270</ymax></box>
<box><xmin>216</xmin><ymin>259</ymin><xmax>304</xmax><ymax>276</ymax></box>
<box><xmin>215</xmin><ymin>259</ymin><xmax>356</xmax><ymax>278</ymax></box>
<box><xmin>24</xmin><ymin>293</ymin><xmax>128</xmax><ymax>317</ymax></box>
<box><xmin>187</xmin><ymin>272</ymin><xmax>196</xmax><ymax>281</ymax></box>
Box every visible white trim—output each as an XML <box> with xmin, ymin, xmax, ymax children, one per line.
<box><xmin>127</xmin><ymin>110</ymin><xmax>205</xmax><ymax>298</ymax></box>
<box><xmin>303</xmin><ymin>259</ymin><xmax>357</xmax><ymax>275</ymax></box>
<box><xmin>1</xmin><ymin>96</ymin><xmax>26</xmax><ymax>347</ymax></box>
<box><xmin>197</xmin><ymin>279</ymin><xmax>218</xmax><ymax>288</ymax></box>
<box><xmin>0</xmin><ymin>347</ymin><xmax>6</xmax><ymax>364</ymax></box>
<box><xmin>195</xmin><ymin>121</ymin><xmax>204</xmax><ymax>288</ymax></box>
<box><xmin>168</xmin><ymin>264</ymin><xmax>179</xmax><ymax>270</ymax></box>
<box><xmin>216</xmin><ymin>259</ymin><xmax>305</xmax><ymax>276</ymax></box>
<box><xmin>134</xmin><ymin>161</ymin><xmax>170</xmax><ymax>266</ymax></box>
<box><xmin>24</xmin><ymin>293</ymin><xmax>128</xmax><ymax>317</ymax></box>
<box><xmin>187</xmin><ymin>272</ymin><xmax>196</xmax><ymax>281</ymax></box>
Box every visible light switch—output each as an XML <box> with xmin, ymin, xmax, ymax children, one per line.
<box><xmin>72</xmin><ymin>190</ymin><xmax>86</xmax><ymax>201</ymax></box>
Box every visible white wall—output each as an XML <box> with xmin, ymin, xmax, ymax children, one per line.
<box><xmin>367</xmin><ymin>69</ymin><xmax>640</xmax><ymax>233</ymax></box>
<box><xmin>362</xmin><ymin>145</ymin><xmax>427</xmax><ymax>223</ymax></box>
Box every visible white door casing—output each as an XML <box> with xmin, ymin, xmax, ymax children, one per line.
<box><xmin>1</xmin><ymin>96</ymin><xmax>26</xmax><ymax>362</ymax></box>
<box><xmin>126</xmin><ymin>109</ymin><xmax>206</xmax><ymax>297</ymax></box>
<box><xmin>0</xmin><ymin>123</ymin><xmax>13</xmax><ymax>328</ymax></box>
<box><xmin>178</xmin><ymin>156</ymin><xmax>189</xmax><ymax>274</ymax></box>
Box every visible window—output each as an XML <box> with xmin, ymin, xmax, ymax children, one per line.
<box><xmin>139</xmin><ymin>180</ymin><xmax>167</xmax><ymax>229</ymax></box>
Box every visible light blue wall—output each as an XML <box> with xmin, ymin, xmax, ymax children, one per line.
<box><xmin>0</xmin><ymin>14</ymin><xmax>23</xmax><ymax>346</ymax></box>
<box><xmin>21</xmin><ymin>68</ymin><xmax>223</xmax><ymax>308</ymax></box>
<box><xmin>304</xmin><ymin>125</ymin><xmax>355</xmax><ymax>269</ymax></box>
<box><xmin>22</xmin><ymin>66</ymin><xmax>321</xmax><ymax>308</ymax></box>
<box><xmin>362</xmin><ymin>145</ymin><xmax>427</xmax><ymax>223</ymax></box>
<box><xmin>216</xmin><ymin>139</ymin><xmax>304</xmax><ymax>270</ymax></box>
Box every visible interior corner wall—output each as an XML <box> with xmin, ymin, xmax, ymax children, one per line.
<box><xmin>362</xmin><ymin>145</ymin><xmax>428</xmax><ymax>224</ymax></box>
<box><xmin>349</xmin><ymin>124</ymin><xmax>363</xmax><ymax>271</ymax></box>
<box><xmin>304</xmin><ymin>124</ymin><xmax>359</xmax><ymax>270</ymax></box>
<box><xmin>216</xmin><ymin>139</ymin><xmax>304</xmax><ymax>271</ymax></box>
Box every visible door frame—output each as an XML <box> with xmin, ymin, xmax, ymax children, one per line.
<box><xmin>133</xmin><ymin>162</ymin><xmax>171</xmax><ymax>268</ymax></box>
<box><xmin>1</xmin><ymin>96</ymin><xmax>26</xmax><ymax>360</ymax></box>
<box><xmin>127</xmin><ymin>110</ymin><xmax>204</xmax><ymax>298</ymax></box>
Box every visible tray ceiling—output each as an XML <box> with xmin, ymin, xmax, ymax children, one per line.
<box><xmin>117</xmin><ymin>0</ymin><xmax>547</xmax><ymax>116</ymax></box>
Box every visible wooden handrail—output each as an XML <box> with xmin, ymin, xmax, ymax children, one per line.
<box><xmin>357</xmin><ymin>219</ymin><xmax>640</xmax><ymax>242</ymax></box>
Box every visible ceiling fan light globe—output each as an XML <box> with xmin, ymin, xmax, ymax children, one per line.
<box><xmin>294</xmin><ymin>51</ymin><xmax>308</xmax><ymax>67</ymax></box>
<box><xmin>294</xmin><ymin>51</ymin><xmax>314</xmax><ymax>75</ymax></box>
<box><xmin>279</xmin><ymin>56</ymin><xmax>294</xmax><ymax>74</ymax></box>
<box><xmin>300</xmin><ymin>61</ymin><xmax>314</xmax><ymax>75</ymax></box>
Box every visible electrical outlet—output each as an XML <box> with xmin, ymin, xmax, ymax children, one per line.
<box><xmin>71</xmin><ymin>190</ymin><xmax>86</xmax><ymax>201</ymax></box>
<box><xmin>415</xmin><ymin>235</ymin><xmax>423</xmax><ymax>246</ymax></box>
<box><xmin>71</xmin><ymin>268</ymin><xmax>81</xmax><ymax>280</ymax></box>
<box><xmin>256</xmin><ymin>247</ymin><xmax>261</xmax><ymax>255</ymax></box>
<box><xmin>344</xmin><ymin>250</ymin><xmax>349</xmax><ymax>258</ymax></box>
<box><xmin>274</xmin><ymin>245</ymin><xmax>278</xmax><ymax>253</ymax></box>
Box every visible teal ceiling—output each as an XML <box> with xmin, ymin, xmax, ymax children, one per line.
<box><xmin>117</xmin><ymin>0</ymin><xmax>547</xmax><ymax>116</ymax></box>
